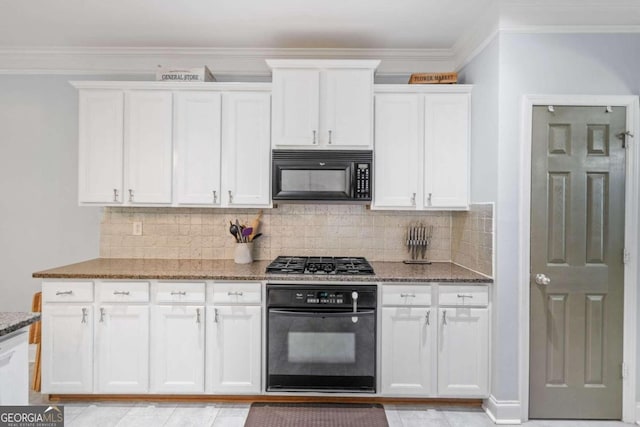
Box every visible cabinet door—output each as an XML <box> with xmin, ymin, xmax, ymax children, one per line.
<box><xmin>222</xmin><ymin>92</ymin><xmax>271</xmax><ymax>206</ymax></box>
<box><xmin>78</xmin><ymin>90</ymin><xmax>124</xmax><ymax>204</ymax></box>
<box><xmin>424</xmin><ymin>94</ymin><xmax>470</xmax><ymax>209</ymax></box>
<box><xmin>0</xmin><ymin>331</ymin><xmax>29</xmax><ymax>405</ymax></box>
<box><xmin>381</xmin><ymin>307</ymin><xmax>433</xmax><ymax>396</ymax></box>
<box><xmin>322</xmin><ymin>69</ymin><xmax>373</xmax><ymax>147</ymax></box>
<box><xmin>151</xmin><ymin>305</ymin><xmax>204</xmax><ymax>393</ymax></box>
<box><xmin>174</xmin><ymin>91</ymin><xmax>222</xmax><ymax>205</ymax></box>
<box><xmin>373</xmin><ymin>94</ymin><xmax>421</xmax><ymax>209</ymax></box>
<box><xmin>438</xmin><ymin>307</ymin><xmax>489</xmax><ymax>396</ymax></box>
<box><xmin>125</xmin><ymin>91</ymin><xmax>173</xmax><ymax>204</ymax></box>
<box><xmin>271</xmin><ymin>69</ymin><xmax>320</xmax><ymax>147</ymax></box>
<box><xmin>206</xmin><ymin>306</ymin><xmax>261</xmax><ymax>394</ymax></box>
<box><xmin>95</xmin><ymin>305</ymin><xmax>149</xmax><ymax>393</ymax></box>
<box><xmin>41</xmin><ymin>305</ymin><xmax>93</xmax><ymax>393</ymax></box>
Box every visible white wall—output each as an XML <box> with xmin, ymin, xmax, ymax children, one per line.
<box><xmin>0</xmin><ymin>74</ymin><xmax>140</xmax><ymax>312</ymax></box>
<box><xmin>458</xmin><ymin>36</ymin><xmax>499</xmax><ymax>203</ymax></box>
<box><xmin>495</xmin><ymin>32</ymin><xmax>640</xmax><ymax>403</ymax></box>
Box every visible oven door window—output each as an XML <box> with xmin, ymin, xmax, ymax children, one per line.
<box><xmin>267</xmin><ymin>309</ymin><xmax>375</xmax><ymax>391</ymax></box>
<box><xmin>273</xmin><ymin>163</ymin><xmax>353</xmax><ymax>200</ymax></box>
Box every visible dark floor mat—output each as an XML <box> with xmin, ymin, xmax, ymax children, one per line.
<box><xmin>244</xmin><ymin>403</ymin><xmax>389</xmax><ymax>427</ymax></box>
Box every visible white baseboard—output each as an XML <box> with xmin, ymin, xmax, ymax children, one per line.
<box><xmin>483</xmin><ymin>395</ymin><xmax>522</xmax><ymax>425</ymax></box>
<box><xmin>29</xmin><ymin>343</ymin><xmax>36</xmax><ymax>363</ymax></box>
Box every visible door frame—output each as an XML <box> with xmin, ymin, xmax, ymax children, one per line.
<box><xmin>518</xmin><ymin>95</ymin><xmax>640</xmax><ymax>423</ymax></box>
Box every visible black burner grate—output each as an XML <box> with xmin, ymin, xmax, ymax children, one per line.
<box><xmin>266</xmin><ymin>256</ymin><xmax>375</xmax><ymax>275</ymax></box>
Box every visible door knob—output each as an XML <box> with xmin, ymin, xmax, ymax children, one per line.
<box><xmin>535</xmin><ymin>273</ymin><xmax>551</xmax><ymax>286</ymax></box>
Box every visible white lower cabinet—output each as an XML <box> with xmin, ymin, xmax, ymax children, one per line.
<box><xmin>0</xmin><ymin>330</ymin><xmax>29</xmax><ymax>404</ymax></box>
<box><xmin>151</xmin><ymin>305</ymin><xmax>205</xmax><ymax>393</ymax></box>
<box><xmin>95</xmin><ymin>305</ymin><xmax>149</xmax><ymax>393</ymax></box>
<box><xmin>206</xmin><ymin>281</ymin><xmax>262</xmax><ymax>394</ymax></box>
<box><xmin>381</xmin><ymin>283</ymin><xmax>490</xmax><ymax>398</ymax></box>
<box><xmin>381</xmin><ymin>306</ymin><xmax>433</xmax><ymax>395</ymax></box>
<box><xmin>437</xmin><ymin>306</ymin><xmax>489</xmax><ymax>396</ymax></box>
<box><xmin>206</xmin><ymin>305</ymin><xmax>261</xmax><ymax>393</ymax></box>
<box><xmin>41</xmin><ymin>281</ymin><xmax>95</xmax><ymax>394</ymax></box>
<box><xmin>41</xmin><ymin>304</ymin><xmax>93</xmax><ymax>393</ymax></box>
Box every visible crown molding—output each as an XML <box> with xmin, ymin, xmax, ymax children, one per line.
<box><xmin>0</xmin><ymin>47</ymin><xmax>455</xmax><ymax>77</ymax></box>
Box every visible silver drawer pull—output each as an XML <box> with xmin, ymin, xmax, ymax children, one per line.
<box><xmin>113</xmin><ymin>291</ymin><xmax>130</xmax><ymax>296</ymax></box>
<box><xmin>170</xmin><ymin>291</ymin><xmax>186</xmax><ymax>296</ymax></box>
<box><xmin>227</xmin><ymin>291</ymin><xmax>244</xmax><ymax>297</ymax></box>
<box><xmin>55</xmin><ymin>290</ymin><xmax>73</xmax><ymax>296</ymax></box>
<box><xmin>81</xmin><ymin>308</ymin><xmax>88</xmax><ymax>324</ymax></box>
<box><xmin>400</xmin><ymin>293</ymin><xmax>416</xmax><ymax>298</ymax></box>
<box><xmin>457</xmin><ymin>294</ymin><xmax>474</xmax><ymax>299</ymax></box>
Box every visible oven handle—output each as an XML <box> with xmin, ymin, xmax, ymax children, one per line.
<box><xmin>269</xmin><ymin>309</ymin><xmax>375</xmax><ymax>318</ymax></box>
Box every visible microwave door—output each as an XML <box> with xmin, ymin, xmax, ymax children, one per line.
<box><xmin>273</xmin><ymin>162</ymin><xmax>353</xmax><ymax>200</ymax></box>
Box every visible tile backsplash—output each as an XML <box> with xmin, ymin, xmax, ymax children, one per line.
<box><xmin>452</xmin><ymin>204</ymin><xmax>494</xmax><ymax>276</ymax></box>
<box><xmin>100</xmin><ymin>203</ymin><xmax>493</xmax><ymax>275</ymax></box>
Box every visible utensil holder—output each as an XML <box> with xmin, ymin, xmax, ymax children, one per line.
<box><xmin>234</xmin><ymin>243</ymin><xmax>254</xmax><ymax>264</ymax></box>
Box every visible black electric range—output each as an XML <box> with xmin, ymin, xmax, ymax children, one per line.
<box><xmin>265</xmin><ymin>256</ymin><xmax>375</xmax><ymax>275</ymax></box>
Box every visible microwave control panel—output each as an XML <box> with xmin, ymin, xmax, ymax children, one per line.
<box><xmin>355</xmin><ymin>163</ymin><xmax>370</xmax><ymax>199</ymax></box>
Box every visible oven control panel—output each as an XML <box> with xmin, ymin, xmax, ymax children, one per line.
<box><xmin>300</xmin><ymin>291</ymin><xmax>346</xmax><ymax>305</ymax></box>
<box><xmin>266</xmin><ymin>285</ymin><xmax>377</xmax><ymax>309</ymax></box>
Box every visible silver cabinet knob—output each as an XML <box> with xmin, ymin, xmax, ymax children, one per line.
<box><xmin>411</xmin><ymin>192</ymin><xmax>416</xmax><ymax>206</ymax></box>
<box><xmin>328</xmin><ymin>130</ymin><xmax>332</xmax><ymax>144</ymax></box>
<box><xmin>312</xmin><ymin>130</ymin><xmax>317</xmax><ymax>144</ymax></box>
<box><xmin>425</xmin><ymin>310</ymin><xmax>430</xmax><ymax>326</ymax></box>
<box><xmin>99</xmin><ymin>307</ymin><xmax>106</xmax><ymax>323</ymax></box>
<box><xmin>535</xmin><ymin>273</ymin><xmax>551</xmax><ymax>286</ymax></box>
<box><xmin>228</xmin><ymin>190</ymin><xmax>233</xmax><ymax>203</ymax></box>
<box><xmin>81</xmin><ymin>308</ymin><xmax>88</xmax><ymax>324</ymax></box>
<box><xmin>196</xmin><ymin>308</ymin><xmax>201</xmax><ymax>324</ymax></box>
<box><xmin>442</xmin><ymin>309</ymin><xmax>447</xmax><ymax>325</ymax></box>
<box><xmin>113</xmin><ymin>189</ymin><xmax>119</xmax><ymax>202</ymax></box>
<box><xmin>214</xmin><ymin>308</ymin><xmax>219</xmax><ymax>323</ymax></box>
<box><xmin>212</xmin><ymin>190</ymin><xmax>217</xmax><ymax>204</ymax></box>
<box><xmin>427</xmin><ymin>193</ymin><xmax>432</xmax><ymax>205</ymax></box>
<box><xmin>128</xmin><ymin>189</ymin><xmax>134</xmax><ymax>202</ymax></box>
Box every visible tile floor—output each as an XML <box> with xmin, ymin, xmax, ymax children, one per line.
<box><xmin>29</xmin><ymin>367</ymin><xmax>634</xmax><ymax>426</ymax></box>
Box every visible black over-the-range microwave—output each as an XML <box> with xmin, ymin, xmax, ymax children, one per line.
<box><xmin>272</xmin><ymin>150</ymin><xmax>372</xmax><ymax>203</ymax></box>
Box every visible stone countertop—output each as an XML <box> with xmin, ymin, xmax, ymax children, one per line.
<box><xmin>33</xmin><ymin>258</ymin><xmax>491</xmax><ymax>283</ymax></box>
<box><xmin>0</xmin><ymin>312</ymin><xmax>40</xmax><ymax>337</ymax></box>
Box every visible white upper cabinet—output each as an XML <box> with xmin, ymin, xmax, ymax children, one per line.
<box><xmin>125</xmin><ymin>91</ymin><xmax>174</xmax><ymax>204</ymax></box>
<box><xmin>271</xmin><ymin>69</ymin><xmax>320</xmax><ymax>147</ymax></box>
<box><xmin>174</xmin><ymin>91</ymin><xmax>222</xmax><ymax>206</ymax></box>
<box><xmin>268</xmin><ymin>60</ymin><xmax>379</xmax><ymax>149</ymax></box>
<box><xmin>322</xmin><ymin>69</ymin><xmax>374</xmax><ymax>147</ymax></box>
<box><xmin>372</xmin><ymin>86</ymin><xmax>471</xmax><ymax>211</ymax></box>
<box><xmin>78</xmin><ymin>90</ymin><xmax>124</xmax><ymax>204</ymax></box>
<box><xmin>73</xmin><ymin>82</ymin><xmax>271</xmax><ymax>208</ymax></box>
<box><xmin>424</xmin><ymin>94</ymin><xmax>470</xmax><ymax>209</ymax></box>
<box><xmin>373</xmin><ymin>94</ymin><xmax>421</xmax><ymax>208</ymax></box>
<box><xmin>222</xmin><ymin>92</ymin><xmax>271</xmax><ymax>207</ymax></box>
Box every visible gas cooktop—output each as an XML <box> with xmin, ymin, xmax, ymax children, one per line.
<box><xmin>266</xmin><ymin>256</ymin><xmax>375</xmax><ymax>275</ymax></box>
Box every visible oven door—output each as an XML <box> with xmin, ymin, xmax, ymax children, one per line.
<box><xmin>272</xmin><ymin>160</ymin><xmax>354</xmax><ymax>201</ymax></box>
<box><xmin>267</xmin><ymin>308</ymin><xmax>376</xmax><ymax>392</ymax></box>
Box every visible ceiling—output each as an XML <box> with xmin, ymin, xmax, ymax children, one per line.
<box><xmin>0</xmin><ymin>0</ymin><xmax>638</xmax><ymax>75</ymax></box>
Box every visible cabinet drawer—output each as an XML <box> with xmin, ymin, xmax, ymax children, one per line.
<box><xmin>438</xmin><ymin>285</ymin><xmax>488</xmax><ymax>307</ymax></box>
<box><xmin>210</xmin><ymin>282</ymin><xmax>262</xmax><ymax>305</ymax></box>
<box><xmin>155</xmin><ymin>282</ymin><xmax>205</xmax><ymax>304</ymax></box>
<box><xmin>42</xmin><ymin>281</ymin><xmax>94</xmax><ymax>303</ymax></box>
<box><xmin>98</xmin><ymin>281</ymin><xmax>149</xmax><ymax>303</ymax></box>
<box><xmin>382</xmin><ymin>285</ymin><xmax>432</xmax><ymax>306</ymax></box>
